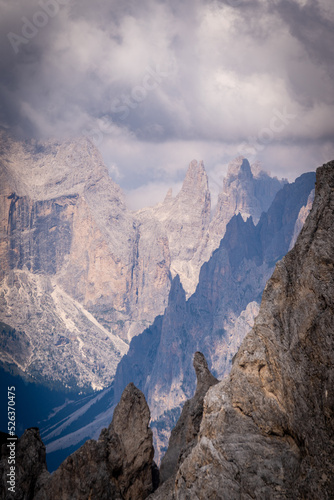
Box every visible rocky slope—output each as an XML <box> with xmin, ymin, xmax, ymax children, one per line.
<box><xmin>0</xmin><ymin>162</ymin><xmax>330</xmax><ymax>500</ymax></box>
<box><xmin>113</xmin><ymin>171</ymin><xmax>316</xmax><ymax>460</ymax></box>
<box><xmin>163</xmin><ymin>161</ymin><xmax>334</xmax><ymax>498</ymax></box>
<box><xmin>184</xmin><ymin>157</ymin><xmax>286</xmax><ymax>295</ymax></box>
<box><xmin>136</xmin><ymin>160</ymin><xmax>211</xmax><ymax>296</ymax></box>
<box><xmin>158</xmin><ymin>352</ymin><xmax>218</xmax><ymax>485</ymax></box>
<box><xmin>0</xmin><ymin>129</ymin><xmax>288</xmax><ymax>390</ymax></box>
<box><xmin>0</xmin><ymin>384</ymin><xmax>158</xmax><ymax>500</ymax></box>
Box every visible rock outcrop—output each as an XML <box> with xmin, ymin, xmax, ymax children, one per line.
<box><xmin>0</xmin><ymin>129</ymin><xmax>289</xmax><ymax>391</ymax></box>
<box><xmin>158</xmin><ymin>352</ymin><xmax>218</xmax><ymax>485</ymax></box>
<box><xmin>113</xmin><ymin>171</ymin><xmax>315</xmax><ymax>460</ymax></box>
<box><xmin>187</xmin><ymin>157</ymin><xmax>286</xmax><ymax>295</ymax></box>
<box><xmin>35</xmin><ymin>383</ymin><xmax>157</xmax><ymax>500</ymax></box>
<box><xmin>0</xmin><ymin>428</ymin><xmax>49</xmax><ymax>500</ymax></box>
<box><xmin>289</xmin><ymin>188</ymin><xmax>315</xmax><ymax>250</ymax></box>
<box><xmin>0</xmin><ymin>384</ymin><xmax>158</xmax><ymax>499</ymax></box>
<box><xmin>170</xmin><ymin>161</ymin><xmax>334</xmax><ymax>498</ymax></box>
<box><xmin>135</xmin><ymin>160</ymin><xmax>211</xmax><ymax>296</ymax></box>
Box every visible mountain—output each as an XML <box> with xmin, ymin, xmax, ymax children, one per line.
<box><xmin>0</xmin><ymin>384</ymin><xmax>158</xmax><ymax>500</ymax></box>
<box><xmin>184</xmin><ymin>157</ymin><xmax>287</xmax><ymax>295</ymax></box>
<box><xmin>0</xmin><ymin>130</ymin><xmax>287</xmax><ymax>391</ymax></box>
<box><xmin>1</xmin><ymin>160</ymin><xmax>331</xmax><ymax>500</ymax></box>
<box><xmin>113</xmin><ymin>171</ymin><xmax>316</xmax><ymax>461</ymax></box>
<box><xmin>135</xmin><ymin>160</ymin><xmax>211</xmax><ymax>296</ymax></box>
<box><xmin>157</xmin><ymin>160</ymin><xmax>334</xmax><ymax>498</ymax></box>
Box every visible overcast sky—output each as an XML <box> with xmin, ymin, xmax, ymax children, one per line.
<box><xmin>1</xmin><ymin>0</ymin><xmax>334</xmax><ymax>208</ymax></box>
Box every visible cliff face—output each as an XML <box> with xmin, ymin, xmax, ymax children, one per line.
<box><xmin>0</xmin><ymin>131</ymin><xmax>288</xmax><ymax>391</ymax></box>
<box><xmin>0</xmin><ymin>132</ymin><xmax>173</xmax><ymax>388</ymax></box>
<box><xmin>187</xmin><ymin>157</ymin><xmax>286</xmax><ymax>295</ymax></box>
<box><xmin>171</xmin><ymin>161</ymin><xmax>334</xmax><ymax>498</ymax></box>
<box><xmin>113</xmin><ymin>171</ymin><xmax>315</xmax><ymax>460</ymax></box>
<box><xmin>135</xmin><ymin>160</ymin><xmax>211</xmax><ymax>296</ymax></box>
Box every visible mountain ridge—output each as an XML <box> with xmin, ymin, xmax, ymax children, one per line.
<box><xmin>0</xmin><ymin>131</ymin><xmax>289</xmax><ymax>390</ymax></box>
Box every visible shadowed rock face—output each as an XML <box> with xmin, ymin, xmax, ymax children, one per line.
<box><xmin>171</xmin><ymin>162</ymin><xmax>334</xmax><ymax>498</ymax></box>
<box><xmin>33</xmin><ymin>383</ymin><xmax>157</xmax><ymax>500</ymax></box>
<box><xmin>0</xmin><ymin>428</ymin><xmax>49</xmax><ymax>500</ymax></box>
<box><xmin>158</xmin><ymin>352</ymin><xmax>218</xmax><ymax>485</ymax></box>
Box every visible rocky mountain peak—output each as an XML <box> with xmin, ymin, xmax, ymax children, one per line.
<box><xmin>157</xmin><ymin>352</ymin><xmax>218</xmax><ymax>487</ymax></box>
<box><xmin>193</xmin><ymin>351</ymin><xmax>218</xmax><ymax>396</ymax></box>
<box><xmin>31</xmin><ymin>383</ymin><xmax>157</xmax><ymax>500</ymax></box>
<box><xmin>171</xmin><ymin>160</ymin><xmax>334</xmax><ymax>499</ymax></box>
<box><xmin>0</xmin><ymin>132</ymin><xmax>121</xmax><ymax>203</ymax></box>
<box><xmin>164</xmin><ymin>187</ymin><xmax>173</xmax><ymax>202</ymax></box>
<box><xmin>225</xmin><ymin>156</ymin><xmax>252</xmax><ymax>185</ymax></box>
<box><xmin>178</xmin><ymin>159</ymin><xmax>210</xmax><ymax>203</ymax></box>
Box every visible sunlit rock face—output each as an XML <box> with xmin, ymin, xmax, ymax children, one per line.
<box><xmin>186</xmin><ymin>157</ymin><xmax>287</xmax><ymax>296</ymax></box>
<box><xmin>135</xmin><ymin>159</ymin><xmax>211</xmax><ymax>297</ymax></box>
<box><xmin>0</xmin><ymin>129</ymin><xmax>288</xmax><ymax>391</ymax></box>
<box><xmin>0</xmin><ymin>131</ymin><xmax>172</xmax><ymax>389</ymax></box>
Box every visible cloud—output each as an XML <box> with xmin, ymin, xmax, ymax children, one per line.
<box><xmin>0</xmin><ymin>0</ymin><xmax>333</xmax><ymax>203</ymax></box>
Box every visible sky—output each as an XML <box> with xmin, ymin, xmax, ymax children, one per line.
<box><xmin>0</xmin><ymin>0</ymin><xmax>334</xmax><ymax>208</ymax></box>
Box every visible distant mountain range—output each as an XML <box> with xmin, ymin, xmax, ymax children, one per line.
<box><xmin>1</xmin><ymin>160</ymin><xmax>332</xmax><ymax>500</ymax></box>
<box><xmin>0</xmin><ymin>130</ymin><xmax>316</xmax><ymax>469</ymax></box>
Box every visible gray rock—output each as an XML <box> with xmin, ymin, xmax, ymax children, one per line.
<box><xmin>174</xmin><ymin>160</ymin><xmax>334</xmax><ymax>499</ymax></box>
<box><xmin>188</xmin><ymin>157</ymin><xmax>287</xmax><ymax>295</ymax></box>
<box><xmin>35</xmin><ymin>383</ymin><xmax>157</xmax><ymax>500</ymax></box>
<box><xmin>0</xmin><ymin>130</ymin><xmax>289</xmax><ymax>392</ymax></box>
<box><xmin>159</xmin><ymin>352</ymin><xmax>218</xmax><ymax>484</ymax></box>
<box><xmin>113</xmin><ymin>171</ymin><xmax>315</xmax><ymax>460</ymax></box>
<box><xmin>135</xmin><ymin>159</ymin><xmax>211</xmax><ymax>296</ymax></box>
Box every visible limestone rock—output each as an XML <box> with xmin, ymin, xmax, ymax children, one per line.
<box><xmin>0</xmin><ymin>131</ymin><xmax>172</xmax><ymax>389</ymax></box>
<box><xmin>0</xmin><ymin>271</ymin><xmax>128</xmax><ymax>390</ymax></box>
<box><xmin>0</xmin><ymin>130</ymin><xmax>289</xmax><ymax>391</ymax></box>
<box><xmin>289</xmin><ymin>188</ymin><xmax>315</xmax><ymax>250</ymax></box>
<box><xmin>174</xmin><ymin>161</ymin><xmax>334</xmax><ymax>499</ymax></box>
<box><xmin>187</xmin><ymin>157</ymin><xmax>286</xmax><ymax>295</ymax></box>
<box><xmin>136</xmin><ymin>160</ymin><xmax>211</xmax><ymax>296</ymax></box>
<box><xmin>35</xmin><ymin>383</ymin><xmax>157</xmax><ymax>500</ymax></box>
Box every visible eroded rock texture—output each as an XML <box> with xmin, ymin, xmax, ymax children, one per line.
<box><xmin>159</xmin><ymin>352</ymin><xmax>218</xmax><ymax>484</ymax></box>
<box><xmin>35</xmin><ymin>383</ymin><xmax>157</xmax><ymax>500</ymax></box>
<box><xmin>188</xmin><ymin>157</ymin><xmax>286</xmax><ymax>295</ymax></box>
<box><xmin>171</xmin><ymin>162</ymin><xmax>334</xmax><ymax>498</ymax></box>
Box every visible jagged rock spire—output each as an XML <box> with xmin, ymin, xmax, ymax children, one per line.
<box><xmin>158</xmin><ymin>352</ymin><xmax>218</xmax><ymax>486</ymax></box>
<box><xmin>32</xmin><ymin>383</ymin><xmax>157</xmax><ymax>500</ymax></box>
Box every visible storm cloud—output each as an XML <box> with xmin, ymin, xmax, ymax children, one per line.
<box><xmin>0</xmin><ymin>0</ymin><xmax>333</xmax><ymax>207</ymax></box>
